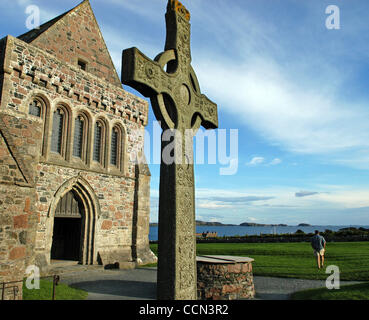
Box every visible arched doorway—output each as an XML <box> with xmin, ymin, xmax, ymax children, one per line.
<box><xmin>51</xmin><ymin>190</ymin><xmax>84</xmax><ymax>262</ymax></box>
<box><xmin>48</xmin><ymin>176</ymin><xmax>99</xmax><ymax>265</ymax></box>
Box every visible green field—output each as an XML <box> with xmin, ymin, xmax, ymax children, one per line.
<box><xmin>291</xmin><ymin>282</ymin><xmax>369</xmax><ymax>300</ymax></box>
<box><xmin>150</xmin><ymin>242</ymin><xmax>369</xmax><ymax>281</ymax></box>
<box><xmin>23</xmin><ymin>279</ymin><xmax>88</xmax><ymax>300</ymax></box>
<box><xmin>21</xmin><ymin>241</ymin><xmax>369</xmax><ymax>300</ymax></box>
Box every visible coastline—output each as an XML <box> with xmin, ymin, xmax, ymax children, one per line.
<box><xmin>149</xmin><ymin>224</ymin><xmax>369</xmax><ymax>242</ymax></box>
<box><xmin>149</xmin><ymin>221</ymin><xmax>310</xmax><ymax>227</ymax></box>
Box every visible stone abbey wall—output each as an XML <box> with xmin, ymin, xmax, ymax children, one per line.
<box><xmin>0</xmin><ymin>112</ymin><xmax>42</xmax><ymax>299</ymax></box>
<box><xmin>0</xmin><ymin>4</ymin><xmax>156</xmax><ymax>298</ymax></box>
<box><xmin>19</xmin><ymin>0</ymin><xmax>122</xmax><ymax>87</ymax></box>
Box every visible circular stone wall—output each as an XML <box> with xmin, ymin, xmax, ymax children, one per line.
<box><xmin>197</xmin><ymin>255</ymin><xmax>255</xmax><ymax>300</ymax></box>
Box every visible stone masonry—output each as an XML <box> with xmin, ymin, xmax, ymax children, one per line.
<box><xmin>197</xmin><ymin>256</ymin><xmax>255</xmax><ymax>300</ymax></box>
<box><xmin>0</xmin><ymin>0</ymin><xmax>156</xmax><ymax>300</ymax></box>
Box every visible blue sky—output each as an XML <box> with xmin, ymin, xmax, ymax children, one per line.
<box><xmin>2</xmin><ymin>0</ymin><xmax>369</xmax><ymax>225</ymax></box>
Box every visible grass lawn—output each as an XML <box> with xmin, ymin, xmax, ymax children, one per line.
<box><xmin>23</xmin><ymin>279</ymin><xmax>88</xmax><ymax>300</ymax></box>
<box><xmin>138</xmin><ymin>263</ymin><xmax>158</xmax><ymax>268</ymax></box>
<box><xmin>291</xmin><ymin>282</ymin><xmax>369</xmax><ymax>300</ymax></box>
<box><xmin>150</xmin><ymin>241</ymin><xmax>369</xmax><ymax>281</ymax></box>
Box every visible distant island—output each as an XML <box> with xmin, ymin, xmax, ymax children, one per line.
<box><xmin>150</xmin><ymin>221</ymin><xmax>297</xmax><ymax>227</ymax></box>
<box><xmin>149</xmin><ymin>220</ymin><xmax>237</xmax><ymax>227</ymax></box>
<box><xmin>239</xmin><ymin>222</ymin><xmax>288</xmax><ymax>227</ymax></box>
<box><xmin>298</xmin><ymin>223</ymin><xmax>311</xmax><ymax>227</ymax></box>
<box><xmin>196</xmin><ymin>220</ymin><xmax>237</xmax><ymax>226</ymax></box>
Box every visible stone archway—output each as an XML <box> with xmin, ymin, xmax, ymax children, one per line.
<box><xmin>51</xmin><ymin>190</ymin><xmax>84</xmax><ymax>262</ymax></box>
<box><xmin>47</xmin><ymin>176</ymin><xmax>100</xmax><ymax>265</ymax></box>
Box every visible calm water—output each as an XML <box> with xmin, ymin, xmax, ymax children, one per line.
<box><xmin>149</xmin><ymin>225</ymin><xmax>369</xmax><ymax>241</ymax></box>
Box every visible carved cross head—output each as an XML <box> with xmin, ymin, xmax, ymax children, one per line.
<box><xmin>122</xmin><ymin>0</ymin><xmax>218</xmax><ymax>134</ymax></box>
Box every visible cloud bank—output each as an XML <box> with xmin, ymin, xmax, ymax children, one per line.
<box><xmin>295</xmin><ymin>191</ymin><xmax>320</xmax><ymax>198</ymax></box>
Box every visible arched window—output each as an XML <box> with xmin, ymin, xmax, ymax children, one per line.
<box><xmin>29</xmin><ymin>99</ymin><xmax>43</xmax><ymax>117</ymax></box>
<box><xmin>73</xmin><ymin>115</ymin><xmax>86</xmax><ymax>159</ymax></box>
<box><xmin>28</xmin><ymin>97</ymin><xmax>49</xmax><ymax>155</ymax></box>
<box><xmin>110</xmin><ymin>126</ymin><xmax>120</xmax><ymax>167</ymax></box>
<box><xmin>51</xmin><ymin>107</ymin><xmax>67</xmax><ymax>156</ymax></box>
<box><xmin>93</xmin><ymin>120</ymin><xmax>104</xmax><ymax>164</ymax></box>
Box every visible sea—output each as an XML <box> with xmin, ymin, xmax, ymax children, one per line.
<box><xmin>149</xmin><ymin>225</ymin><xmax>369</xmax><ymax>241</ymax></box>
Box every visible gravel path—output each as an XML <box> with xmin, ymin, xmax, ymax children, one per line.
<box><xmin>56</xmin><ymin>266</ymin><xmax>361</xmax><ymax>300</ymax></box>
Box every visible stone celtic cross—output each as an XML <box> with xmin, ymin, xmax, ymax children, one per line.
<box><xmin>122</xmin><ymin>0</ymin><xmax>218</xmax><ymax>300</ymax></box>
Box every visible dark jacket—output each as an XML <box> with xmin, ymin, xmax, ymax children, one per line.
<box><xmin>311</xmin><ymin>234</ymin><xmax>326</xmax><ymax>251</ymax></box>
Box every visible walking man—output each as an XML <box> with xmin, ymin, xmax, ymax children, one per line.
<box><xmin>311</xmin><ymin>230</ymin><xmax>326</xmax><ymax>269</ymax></box>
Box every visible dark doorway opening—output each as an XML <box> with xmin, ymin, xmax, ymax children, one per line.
<box><xmin>51</xmin><ymin>217</ymin><xmax>81</xmax><ymax>261</ymax></box>
<box><xmin>51</xmin><ymin>190</ymin><xmax>85</xmax><ymax>262</ymax></box>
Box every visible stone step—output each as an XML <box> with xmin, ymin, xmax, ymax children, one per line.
<box><xmin>42</xmin><ymin>263</ymin><xmax>104</xmax><ymax>277</ymax></box>
<box><xmin>49</xmin><ymin>260</ymin><xmax>80</xmax><ymax>268</ymax></box>
<box><xmin>41</xmin><ymin>261</ymin><xmax>137</xmax><ymax>277</ymax></box>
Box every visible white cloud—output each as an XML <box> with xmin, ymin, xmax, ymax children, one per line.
<box><xmin>150</xmin><ymin>186</ymin><xmax>369</xmax><ymax>224</ymax></box>
<box><xmin>184</xmin><ymin>1</ymin><xmax>369</xmax><ymax>168</ymax></box>
<box><xmin>246</xmin><ymin>157</ymin><xmax>282</xmax><ymax>166</ymax></box>
<box><xmin>315</xmin><ymin>190</ymin><xmax>369</xmax><ymax>209</ymax></box>
<box><xmin>195</xmin><ymin>186</ymin><xmax>369</xmax><ymax>211</ymax></box>
<box><xmin>247</xmin><ymin>217</ymin><xmax>258</xmax><ymax>222</ymax></box>
<box><xmin>247</xmin><ymin>157</ymin><xmax>265</xmax><ymax>166</ymax></box>
<box><xmin>270</xmin><ymin>158</ymin><xmax>282</xmax><ymax>166</ymax></box>
<box><xmin>295</xmin><ymin>191</ymin><xmax>319</xmax><ymax>198</ymax></box>
<box><xmin>209</xmin><ymin>196</ymin><xmax>275</xmax><ymax>203</ymax></box>
<box><xmin>197</xmin><ymin>195</ymin><xmax>274</xmax><ymax>210</ymax></box>
<box><xmin>197</xmin><ymin>57</ymin><xmax>369</xmax><ymax>156</ymax></box>
<box><xmin>99</xmin><ymin>1</ymin><xmax>369</xmax><ymax>170</ymax></box>
<box><xmin>197</xmin><ymin>202</ymin><xmax>234</xmax><ymax>209</ymax></box>
<box><xmin>16</xmin><ymin>0</ymin><xmax>369</xmax><ymax>172</ymax></box>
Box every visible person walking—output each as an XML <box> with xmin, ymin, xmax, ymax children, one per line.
<box><xmin>311</xmin><ymin>230</ymin><xmax>326</xmax><ymax>269</ymax></box>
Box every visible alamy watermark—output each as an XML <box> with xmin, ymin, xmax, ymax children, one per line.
<box><xmin>25</xmin><ymin>5</ymin><xmax>40</xmax><ymax>30</ymax></box>
<box><xmin>25</xmin><ymin>4</ymin><xmax>341</xmax><ymax>32</ymax></box>
<box><xmin>326</xmin><ymin>5</ymin><xmax>340</xmax><ymax>30</ymax></box>
<box><xmin>25</xmin><ymin>265</ymin><xmax>40</xmax><ymax>290</ymax></box>
<box><xmin>131</xmin><ymin>122</ymin><xmax>239</xmax><ymax>176</ymax></box>
<box><xmin>326</xmin><ymin>265</ymin><xmax>340</xmax><ymax>290</ymax></box>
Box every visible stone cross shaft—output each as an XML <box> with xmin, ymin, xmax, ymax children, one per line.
<box><xmin>122</xmin><ymin>0</ymin><xmax>218</xmax><ymax>300</ymax></box>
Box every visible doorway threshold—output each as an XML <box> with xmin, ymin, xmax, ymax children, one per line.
<box><xmin>44</xmin><ymin>261</ymin><xmax>104</xmax><ymax>277</ymax></box>
<box><xmin>50</xmin><ymin>260</ymin><xmax>80</xmax><ymax>268</ymax></box>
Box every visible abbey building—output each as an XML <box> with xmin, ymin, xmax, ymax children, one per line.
<box><xmin>0</xmin><ymin>0</ymin><xmax>156</xmax><ymax>299</ymax></box>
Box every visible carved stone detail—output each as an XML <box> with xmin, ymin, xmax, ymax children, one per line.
<box><xmin>122</xmin><ymin>0</ymin><xmax>218</xmax><ymax>300</ymax></box>
<box><xmin>177</xmin><ymin>165</ymin><xmax>193</xmax><ymax>187</ymax></box>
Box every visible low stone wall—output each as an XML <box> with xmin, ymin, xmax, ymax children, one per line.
<box><xmin>197</xmin><ymin>256</ymin><xmax>255</xmax><ymax>300</ymax></box>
